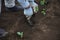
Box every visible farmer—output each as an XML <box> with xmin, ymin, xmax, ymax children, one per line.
<box><xmin>0</xmin><ymin>0</ymin><xmax>22</xmax><ymax>15</ymax></box>
<box><xmin>17</xmin><ymin>0</ymin><xmax>38</xmax><ymax>26</ymax></box>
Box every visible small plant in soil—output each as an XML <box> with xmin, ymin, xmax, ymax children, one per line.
<box><xmin>17</xmin><ymin>32</ymin><xmax>23</xmax><ymax>38</ymax></box>
<box><xmin>41</xmin><ymin>8</ymin><xmax>46</xmax><ymax>16</ymax></box>
<box><xmin>40</xmin><ymin>0</ymin><xmax>48</xmax><ymax>5</ymax></box>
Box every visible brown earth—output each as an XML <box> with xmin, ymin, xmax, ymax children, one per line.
<box><xmin>0</xmin><ymin>0</ymin><xmax>60</xmax><ymax>40</ymax></box>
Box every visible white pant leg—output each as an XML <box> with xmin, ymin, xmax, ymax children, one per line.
<box><xmin>24</xmin><ymin>7</ymin><xmax>33</xmax><ymax>16</ymax></box>
<box><xmin>17</xmin><ymin>0</ymin><xmax>33</xmax><ymax>16</ymax></box>
<box><xmin>0</xmin><ymin>0</ymin><xmax>1</xmax><ymax>13</ymax></box>
<box><xmin>4</xmin><ymin>0</ymin><xmax>15</xmax><ymax>8</ymax></box>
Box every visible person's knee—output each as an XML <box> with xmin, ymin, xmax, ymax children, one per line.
<box><xmin>24</xmin><ymin>7</ymin><xmax>33</xmax><ymax>16</ymax></box>
<box><xmin>28</xmin><ymin>0</ymin><xmax>34</xmax><ymax>2</ymax></box>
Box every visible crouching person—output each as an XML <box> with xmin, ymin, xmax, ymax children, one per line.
<box><xmin>17</xmin><ymin>0</ymin><xmax>38</xmax><ymax>26</ymax></box>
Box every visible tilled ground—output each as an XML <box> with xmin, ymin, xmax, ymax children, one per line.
<box><xmin>0</xmin><ymin>0</ymin><xmax>60</xmax><ymax>40</ymax></box>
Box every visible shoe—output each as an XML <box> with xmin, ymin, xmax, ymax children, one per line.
<box><xmin>0</xmin><ymin>28</ymin><xmax>8</xmax><ymax>38</ymax></box>
<box><xmin>27</xmin><ymin>19</ymin><xmax>34</xmax><ymax>26</ymax></box>
<box><xmin>5</xmin><ymin>6</ymin><xmax>23</xmax><ymax>12</ymax></box>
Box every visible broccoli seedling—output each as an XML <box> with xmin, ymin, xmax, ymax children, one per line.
<box><xmin>17</xmin><ymin>32</ymin><xmax>23</xmax><ymax>38</ymax></box>
<box><xmin>40</xmin><ymin>0</ymin><xmax>45</xmax><ymax>6</ymax></box>
<box><xmin>41</xmin><ymin>8</ymin><xmax>46</xmax><ymax>16</ymax></box>
<box><xmin>35</xmin><ymin>6</ymin><xmax>39</xmax><ymax>13</ymax></box>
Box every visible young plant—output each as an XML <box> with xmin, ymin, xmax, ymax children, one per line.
<box><xmin>40</xmin><ymin>0</ymin><xmax>45</xmax><ymax>6</ymax></box>
<box><xmin>41</xmin><ymin>8</ymin><xmax>46</xmax><ymax>16</ymax></box>
<box><xmin>35</xmin><ymin>6</ymin><xmax>39</xmax><ymax>13</ymax></box>
<box><xmin>17</xmin><ymin>32</ymin><xmax>23</xmax><ymax>38</ymax></box>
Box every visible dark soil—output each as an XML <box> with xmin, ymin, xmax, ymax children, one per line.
<box><xmin>0</xmin><ymin>0</ymin><xmax>60</xmax><ymax>40</ymax></box>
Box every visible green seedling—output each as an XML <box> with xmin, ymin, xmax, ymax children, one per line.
<box><xmin>17</xmin><ymin>32</ymin><xmax>23</xmax><ymax>38</ymax></box>
<box><xmin>41</xmin><ymin>8</ymin><xmax>46</xmax><ymax>16</ymax></box>
<box><xmin>43</xmin><ymin>8</ymin><xmax>46</xmax><ymax>11</ymax></box>
<box><xmin>35</xmin><ymin>6</ymin><xmax>39</xmax><ymax>12</ymax></box>
<box><xmin>40</xmin><ymin>0</ymin><xmax>45</xmax><ymax>6</ymax></box>
<box><xmin>34</xmin><ymin>6</ymin><xmax>39</xmax><ymax>13</ymax></box>
<box><xmin>41</xmin><ymin>11</ymin><xmax>46</xmax><ymax>15</ymax></box>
